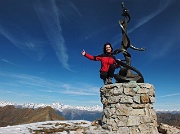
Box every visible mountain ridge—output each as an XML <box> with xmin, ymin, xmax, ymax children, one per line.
<box><xmin>0</xmin><ymin>105</ymin><xmax>65</xmax><ymax>127</ymax></box>
<box><xmin>1</xmin><ymin>100</ymin><xmax>180</xmax><ymax>113</ymax></box>
<box><xmin>0</xmin><ymin>101</ymin><xmax>103</xmax><ymax>112</ymax></box>
<box><xmin>1</xmin><ymin>100</ymin><xmax>180</xmax><ymax>127</ymax></box>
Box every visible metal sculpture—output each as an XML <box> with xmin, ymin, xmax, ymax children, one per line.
<box><xmin>113</xmin><ymin>2</ymin><xmax>146</xmax><ymax>83</ymax></box>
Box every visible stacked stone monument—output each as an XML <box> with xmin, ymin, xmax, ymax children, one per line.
<box><xmin>100</xmin><ymin>82</ymin><xmax>159</xmax><ymax>134</ymax></box>
<box><xmin>89</xmin><ymin>2</ymin><xmax>161</xmax><ymax>134</ymax></box>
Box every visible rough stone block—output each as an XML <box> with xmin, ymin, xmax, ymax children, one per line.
<box><xmin>127</xmin><ymin>116</ymin><xmax>141</xmax><ymax>126</ymax></box>
<box><xmin>120</xmin><ymin>95</ymin><xmax>133</xmax><ymax>104</ymax></box>
<box><xmin>150</xmin><ymin>97</ymin><xmax>156</xmax><ymax>103</ymax></box>
<box><xmin>141</xmin><ymin>94</ymin><xmax>150</xmax><ymax>103</ymax></box>
<box><xmin>124</xmin><ymin>87</ymin><xmax>136</xmax><ymax>96</ymax></box>
<box><xmin>131</xmin><ymin>109</ymin><xmax>145</xmax><ymax>116</ymax></box>
<box><xmin>107</xmin><ymin>96</ymin><xmax>120</xmax><ymax>104</ymax></box>
<box><xmin>131</xmin><ymin>127</ymin><xmax>141</xmax><ymax>134</ymax></box>
<box><xmin>133</xmin><ymin>94</ymin><xmax>141</xmax><ymax>104</ymax></box>
<box><xmin>116</xmin><ymin>127</ymin><xmax>130</xmax><ymax>134</ymax></box>
<box><xmin>132</xmin><ymin>85</ymin><xmax>141</xmax><ymax>92</ymax></box>
<box><xmin>137</xmin><ymin>88</ymin><xmax>149</xmax><ymax>94</ymax></box>
<box><xmin>116</xmin><ymin>104</ymin><xmax>133</xmax><ymax>116</ymax></box>
<box><xmin>148</xmin><ymin>87</ymin><xmax>155</xmax><ymax>97</ymax></box>
<box><xmin>143</xmin><ymin>115</ymin><xmax>153</xmax><ymax>123</ymax></box>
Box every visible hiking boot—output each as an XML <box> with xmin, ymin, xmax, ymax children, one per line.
<box><xmin>107</xmin><ymin>77</ymin><xmax>113</xmax><ymax>84</ymax></box>
<box><xmin>103</xmin><ymin>79</ymin><xmax>108</xmax><ymax>85</ymax></box>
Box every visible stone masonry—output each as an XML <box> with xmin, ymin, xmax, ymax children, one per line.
<box><xmin>100</xmin><ymin>82</ymin><xmax>159</xmax><ymax>134</ymax></box>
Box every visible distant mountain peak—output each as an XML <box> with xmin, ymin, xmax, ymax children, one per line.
<box><xmin>0</xmin><ymin>100</ymin><xmax>103</xmax><ymax>112</ymax></box>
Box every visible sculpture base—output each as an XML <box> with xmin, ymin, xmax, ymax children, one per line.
<box><xmin>115</xmin><ymin>60</ymin><xmax>145</xmax><ymax>83</ymax></box>
<box><xmin>114</xmin><ymin>74</ymin><xmax>144</xmax><ymax>83</ymax></box>
<box><xmin>100</xmin><ymin>83</ymin><xmax>159</xmax><ymax>134</ymax></box>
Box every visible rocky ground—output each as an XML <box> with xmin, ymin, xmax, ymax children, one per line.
<box><xmin>0</xmin><ymin>120</ymin><xmax>180</xmax><ymax>134</ymax></box>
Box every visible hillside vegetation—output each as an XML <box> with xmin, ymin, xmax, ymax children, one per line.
<box><xmin>0</xmin><ymin>105</ymin><xmax>65</xmax><ymax>127</ymax></box>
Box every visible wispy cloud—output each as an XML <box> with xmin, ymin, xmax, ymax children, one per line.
<box><xmin>60</xmin><ymin>82</ymin><xmax>99</xmax><ymax>96</ymax></box>
<box><xmin>63</xmin><ymin>90</ymin><xmax>97</xmax><ymax>96</ymax></box>
<box><xmin>36</xmin><ymin>83</ymin><xmax>99</xmax><ymax>96</ymax></box>
<box><xmin>34</xmin><ymin>0</ymin><xmax>70</xmax><ymax>70</ymax></box>
<box><xmin>0</xmin><ymin>89</ymin><xmax>31</xmax><ymax>97</ymax></box>
<box><xmin>0</xmin><ymin>72</ymin><xmax>61</xmax><ymax>90</ymax></box>
<box><xmin>0</xmin><ymin>24</ymin><xmax>45</xmax><ymax>61</ymax></box>
<box><xmin>1</xmin><ymin>58</ymin><xmax>22</xmax><ymax>67</ymax></box>
<box><xmin>0</xmin><ymin>72</ymin><xmax>99</xmax><ymax>97</ymax></box>
<box><xmin>112</xmin><ymin>0</ymin><xmax>176</xmax><ymax>47</ymax></box>
<box><xmin>150</xmin><ymin>39</ymin><xmax>175</xmax><ymax>59</ymax></box>
<box><xmin>129</xmin><ymin>0</ymin><xmax>175</xmax><ymax>33</ymax></box>
<box><xmin>159</xmin><ymin>92</ymin><xmax>180</xmax><ymax>98</ymax></box>
<box><xmin>59</xmin><ymin>1</ymin><xmax>82</xmax><ymax>18</ymax></box>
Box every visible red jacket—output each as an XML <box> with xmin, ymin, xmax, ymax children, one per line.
<box><xmin>84</xmin><ymin>52</ymin><xmax>119</xmax><ymax>72</ymax></box>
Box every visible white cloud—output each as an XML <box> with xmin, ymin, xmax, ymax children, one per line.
<box><xmin>61</xmin><ymin>82</ymin><xmax>99</xmax><ymax>96</ymax></box>
<box><xmin>0</xmin><ymin>72</ymin><xmax>99</xmax><ymax>97</ymax></box>
<box><xmin>34</xmin><ymin>0</ymin><xmax>70</xmax><ymax>70</ymax></box>
<box><xmin>0</xmin><ymin>24</ymin><xmax>44</xmax><ymax>61</ymax></box>
<box><xmin>1</xmin><ymin>59</ymin><xmax>22</xmax><ymax>67</ymax></box>
<box><xmin>129</xmin><ymin>0</ymin><xmax>175</xmax><ymax>33</ymax></box>
<box><xmin>63</xmin><ymin>90</ymin><xmax>97</xmax><ymax>96</ymax></box>
<box><xmin>150</xmin><ymin>38</ymin><xmax>176</xmax><ymax>59</ymax></box>
<box><xmin>159</xmin><ymin>92</ymin><xmax>180</xmax><ymax>98</ymax></box>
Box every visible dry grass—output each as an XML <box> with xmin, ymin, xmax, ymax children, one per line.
<box><xmin>32</xmin><ymin>122</ymin><xmax>88</xmax><ymax>133</ymax></box>
<box><xmin>0</xmin><ymin>105</ymin><xmax>66</xmax><ymax>127</ymax></box>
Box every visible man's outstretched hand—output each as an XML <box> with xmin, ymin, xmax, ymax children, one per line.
<box><xmin>81</xmin><ymin>49</ymin><xmax>86</xmax><ymax>56</ymax></box>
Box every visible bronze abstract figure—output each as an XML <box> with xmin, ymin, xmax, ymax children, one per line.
<box><xmin>113</xmin><ymin>2</ymin><xmax>145</xmax><ymax>83</ymax></box>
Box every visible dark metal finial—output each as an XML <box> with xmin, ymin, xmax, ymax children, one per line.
<box><xmin>113</xmin><ymin>2</ymin><xmax>145</xmax><ymax>83</ymax></box>
<box><xmin>121</xmin><ymin>2</ymin><xmax>124</xmax><ymax>9</ymax></box>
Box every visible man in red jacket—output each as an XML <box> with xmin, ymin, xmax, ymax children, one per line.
<box><xmin>81</xmin><ymin>42</ymin><xmax>120</xmax><ymax>85</ymax></box>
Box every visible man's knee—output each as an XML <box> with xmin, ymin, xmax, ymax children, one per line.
<box><xmin>100</xmin><ymin>72</ymin><xmax>107</xmax><ymax>79</ymax></box>
<box><xmin>109</xmin><ymin>64</ymin><xmax>115</xmax><ymax>70</ymax></box>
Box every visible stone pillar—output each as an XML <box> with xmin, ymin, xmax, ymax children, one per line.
<box><xmin>100</xmin><ymin>82</ymin><xmax>159</xmax><ymax>134</ymax></box>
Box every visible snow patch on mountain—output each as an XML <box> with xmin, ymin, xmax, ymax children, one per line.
<box><xmin>156</xmin><ymin>109</ymin><xmax>180</xmax><ymax>114</ymax></box>
<box><xmin>0</xmin><ymin>120</ymin><xmax>92</xmax><ymax>134</ymax></box>
<box><xmin>0</xmin><ymin>101</ymin><xmax>103</xmax><ymax>112</ymax></box>
<box><xmin>1</xmin><ymin>100</ymin><xmax>180</xmax><ymax>113</ymax></box>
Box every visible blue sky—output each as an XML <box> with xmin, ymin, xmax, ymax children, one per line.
<box><xmin>0</xmin><ymin>0</ymin><xmax>180</xmax><ymax>110</ymax></box>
